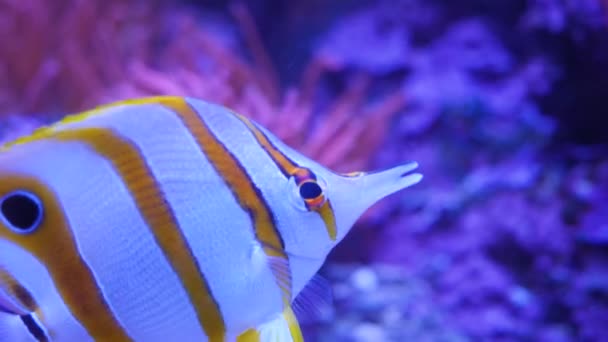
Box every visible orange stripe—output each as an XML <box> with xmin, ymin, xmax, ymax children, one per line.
<box><xmin>236</xmin><ymin>328</ymin><xmax>261</xmax><ymax>342</ymax></box>
<box><xmin>0</xmin><ymin>266</ymin><xmax>38</xmax><ymax>313</ymax></box>
<box><xmin>284</xmin><ymin>306</ymin><xmax>304</xmax><ymax>342</ymax></box>
<box><xmin>0</xmin><ymin>175</ymin><xmax>132</xmax><ymax>341</ymax></box>
<box><xmin>234</xmin><ymin>115</ymin><xmax>298</xmax><ymax>177</ymax></box>
<box><xmin>235</xmin><ymin>306</ymin><xmax>303</xmax><ymax>342</ymax></box>
<box><xmin>47</xmin><ymin>128</ymin><xmax>227</xmax><ymax>341</ymax></box>
<box><xmin>156</xmin><ymin>98</ymin><xmax>292</xmax><ymax>298</ymax></box>
<box><xmin>317</xmin><ymin>202</ymin><xmax>337</xmax><ymax>241</ymax></box>
<box><xmin>234</xmin><ymin>114</ymin><xmax>338</xmax><ymax>241</ymax></box>
<box><xmin>163</xmin><ymin>99</ymin><xmax>286</xmax><ymax>256</ymax></box>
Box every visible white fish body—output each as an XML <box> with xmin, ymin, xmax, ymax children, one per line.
<box><xmin>0</xmin><ymin>97</ymin><xmax>422</xmax><ymax>341</ymax></box>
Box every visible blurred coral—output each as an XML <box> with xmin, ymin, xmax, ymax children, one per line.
<box><xmin>3</xmin><ymin>0</ymin><xmax>608</xmax><ymax>340</ymax></box>
<box><xmin>317</xmin><ymin>0</ymin><xmax>608</xmax><ymax>340</ymax></box>
<box><xmin>0</xmin><ymin>0</ymin><xmax>164</xmax><ymax>113</ymax></box>
<box><xmin>0</xmin><ymin>0</ymin><xmax>404</xmax><ymax>172</ymax></box>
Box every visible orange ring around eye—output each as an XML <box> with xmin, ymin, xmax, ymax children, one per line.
<box><xmin>304</xmin><ymin>195</ymin><xmax>325</xmax><ymax>208</ymax></box>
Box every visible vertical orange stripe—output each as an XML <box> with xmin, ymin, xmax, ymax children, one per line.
<box><xmin>234</xmin><ymin>114</ymin><xmax>299</xmax><ymax>177</ymax></box>
<box><xmin>0</xmin><ymin>176</ymin><xmax>132</xmax><ymax>341</ymax></box>
<box><xmin>157</xmin><ymin>98</ymin><xmax>292</xmax><ymax>300</ymax></box>
<box><xmin>234</xmin><ymin>114</ymin><xmax>338</xmax><ymax>241</ymax></box>
<box><xmin>49</xmin><ymin>128</ymin><xmax>227</xmax><ymax>341</ymax></box>
<box><xmin>318</xmin><ymin>202</ymin><xmax>337</xmax><ymax>241</ymax></box>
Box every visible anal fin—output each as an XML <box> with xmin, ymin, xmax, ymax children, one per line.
<box><xmin>236</xmin><ymin>306</ymin><xmax>303</xmax><ymax>342</ymax></box>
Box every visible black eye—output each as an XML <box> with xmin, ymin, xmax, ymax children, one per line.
<box><xmin>299</xmin><ymin>181</ymin><xmax>323</xmax><ymax>200</ymax></box>
<box><xmin>0</xmin><ymin>191</ymin><xmax>43</xmax><ymax>233</ymax></box>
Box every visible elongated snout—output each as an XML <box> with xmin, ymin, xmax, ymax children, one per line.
<box><xmin>326</xmin><ymin>161</ymin><xmax>423</xmax><ymax>242</ymax></box>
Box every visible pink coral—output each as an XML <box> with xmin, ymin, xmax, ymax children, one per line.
<box><xmin>0</xmin><ymin>0</ymin><xmax>404</xmax><ymax>172</ymax></box>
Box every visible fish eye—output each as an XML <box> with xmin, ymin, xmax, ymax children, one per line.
<box><xmin>298</xmin><ymin>180</ymin><xmax>325</xmax><ymax>209</ymax></box>
<box><xmin>0</xmin><ymin>191</ymin><xmax>44</xmax><ymax>234</ymax></box>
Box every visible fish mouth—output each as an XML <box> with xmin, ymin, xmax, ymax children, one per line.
<box><xmin>398</xmin><ymin>161</ymin><xmax>420</xmax><ymax>178</ymax></box>
<box><xmin>361</xmin><ymin>161</ymin><xmax>423</xmax><ymax>196</ymax></box>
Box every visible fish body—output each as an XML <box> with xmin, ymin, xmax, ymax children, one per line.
<box><xmin>0</xmin><ymin>97</ymin><xmax>422</xmax><ymax>341</ymax></box>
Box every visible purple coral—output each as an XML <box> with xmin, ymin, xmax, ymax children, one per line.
<box><xmin>2</xmin><ymin>0</ymin><xmax>608</xmax><ymax>340</ymax></box>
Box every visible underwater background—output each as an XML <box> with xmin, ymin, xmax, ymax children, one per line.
<box><xmin>1</xmin><ymin>0</ymin><xmax>607</xmax><ymax>341</ymax></box>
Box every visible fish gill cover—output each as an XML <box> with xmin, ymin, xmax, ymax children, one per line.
<box><xmin>1</xmin><ymin>0</ymin><xmax>607</xmax><ymax>341</ymax></box>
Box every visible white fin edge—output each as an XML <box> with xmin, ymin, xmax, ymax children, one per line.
<box><xmin>236</xmin><ymin>306</ymin><xmax>304</xmax><ymax>342</ymax></box>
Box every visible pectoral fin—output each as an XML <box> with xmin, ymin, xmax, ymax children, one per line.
<box><xmin>236</xmin><ymin>306</ymin><xmax>303</xmax><ymax>342</ymax></box>
<box><xmin>292</xmin><ymin>274</ymin><xmax>333</xmax><ymax>325</ymax></box>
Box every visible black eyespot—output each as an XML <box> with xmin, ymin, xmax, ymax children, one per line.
<box><xmin>299</xmin><ymin>181</ymin><xmax>323</xmax><ymax>200</ymax></box>
<box><xmin>0</xmin><ymin>191</ymin><xmax>43</xmax><ymax>233</ymax></box>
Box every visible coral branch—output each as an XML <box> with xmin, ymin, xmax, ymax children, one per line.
<box><xmin>0</xmin><ymin>0</ymin><xmax>404</xmax><ymax>172</ymax></box>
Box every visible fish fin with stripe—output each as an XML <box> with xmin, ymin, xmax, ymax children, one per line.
<box><xmin>267</xmin><ymin>255</ymin><xmax>292</xmax><ymax>303</ymax></box>
<box><xmin>236</xmin><ymin>306</ymin><xmax>304</xmax><ymax>342</ymax></box>
<box><xmin>256</xmin><ymin>241</ymin><xmax>293</xmax><ymax>303</ymax></box>
<box><xmin>250</xmin><ymin>241</ymin><xmax>293</xmax><ymax>303</ymax></box>
<box><xmin>292</xmin><ymin>274</ymin><xmax>334</xmax><ymax>325</ymax></box>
